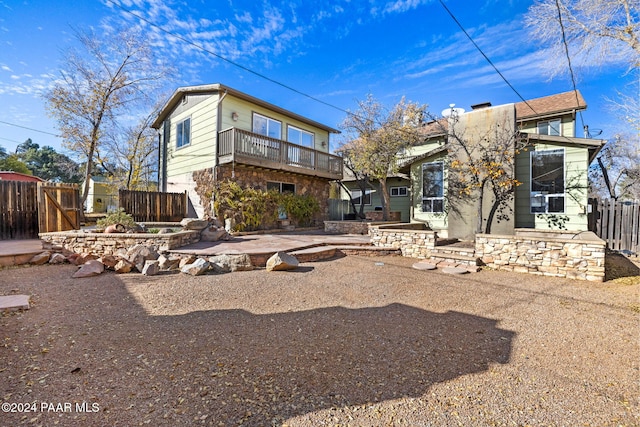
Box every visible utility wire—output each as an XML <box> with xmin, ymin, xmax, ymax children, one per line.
<box><xmin>554</xmin><ymin>0</ymin><xmax>586</xmax><ymax>135</ymax></box>
<box><xmin>0</xmin><ymin>120</ymin><xmax>61</xmax><ymax>137</ymax></box>
<box><xmin>438</xmin><ymin>0</ymin><xmax>540</xmax><ymax>116</ymax></box>
<box><xmin>104</xmin><ymin>0</ymin><xmax>353</xmax><ymax>118</ymax></box>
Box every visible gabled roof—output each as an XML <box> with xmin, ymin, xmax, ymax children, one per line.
<box><xmin>515</xmin><ymin>90</ymin><xmax>586</xmax><ymax>120</ymax></box>
<box><xmin>0</xmin><ymin>171</ymin><xmax>43</xmax><ymax>182</ymax></box>
<box><xmin>398</xmin><ymin>145</ymin><xmax>447</xmax><ymax>173</ymax></box>
<box><xmin>151</xmin><ymin>83</ymin><xmax>339</xmax><ymax>133</ymax></box>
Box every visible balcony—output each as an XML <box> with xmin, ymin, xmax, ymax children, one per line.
<box><xmin>218</xmin><ymin>128</ymin><xmax>343</xmax><ymax>180</ymax></box>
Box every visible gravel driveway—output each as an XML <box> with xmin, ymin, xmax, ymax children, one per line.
<box><xmin>1</xmin><ymin>256</ymin><xmax>638</xmax><ymax>426</ymax></box>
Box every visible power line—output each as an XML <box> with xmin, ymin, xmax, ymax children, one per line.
<box><xmin>554</xmin><ymin>0</ymin><xmax>586</xmax><ymax>135</ymax></box>
<box><xmin>437</xmin><ymin>0</ymin><xmax>540</xmax><ymax>116</ymax></box>
<box><xmin>104</xmin><ymin>0</ymin><xmax>353</xmax><ymax>118</ymax></box>
<box><xmin>0</xmin><ymin>120</ymin><xmax>61</xmax><ymax>137</ymax></box>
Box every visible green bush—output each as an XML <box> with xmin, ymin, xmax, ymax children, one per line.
<box><xmin>213</xmin><ymin>180</ymin><xmax>320</xmax><ymax>231</ymax></box>
<box><xmin>96</xmin><ymin>208</ymin><xmax>137</xmax><ymax>229</ymax></box>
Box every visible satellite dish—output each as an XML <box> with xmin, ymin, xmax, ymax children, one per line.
<box><xmin>441</xmin><ymin>106</ymin><xmax>466</xmax><ymax>118</ymax></box>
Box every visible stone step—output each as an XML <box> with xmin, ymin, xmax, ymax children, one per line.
<box><xmin>0</xmin><ymin>294</ymin><xmax>30</xmax><ymax>311</ymax></box>
<box><xmin>429</xmin><ymin>251</ymin><xmax>480</xmax><ymax>265</ymax></box>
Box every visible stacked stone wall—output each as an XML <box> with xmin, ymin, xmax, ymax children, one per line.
<box><xmin>39</xmin><ymin>231</ymin><xmax>201</xmax><ymax>256</ymax></box>
<box><xmin>369</xmin><ymin>226</ymin><xmax>438</xmax><ymax>259</ymax></box>
<box><xmin>475</xmin><ymin>233</ymin><xmax>606</xmax><ymax>282</ymax></box>
<box><xmin>193</xmin><ymin>165</ymin><xmax>330</xmax><ymax>225</ymax></box>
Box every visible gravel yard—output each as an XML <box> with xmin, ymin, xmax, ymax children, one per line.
<box><xmin>1</xmin><ymin>256</ymin><xmax>638</xmax><ymax>426</ymax></box>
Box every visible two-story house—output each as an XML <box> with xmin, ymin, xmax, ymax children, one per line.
<box><xmin>342</xmin><ymin>91</ymin><xmax>604</xmax><ymax>241</ymax></box>
<box><xmin>151</xmin><ymin>83</ymin><xmax>342</xmax><ymax>221</ymax></box>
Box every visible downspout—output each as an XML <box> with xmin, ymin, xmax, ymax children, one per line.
<box><xmin>215</xmin><ymin>90</ymin><xmax>229</xmax><ymax>182</ymax></box>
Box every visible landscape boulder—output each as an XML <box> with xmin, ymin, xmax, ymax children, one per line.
<box><xmin>179</xmin><ymin>255</ymin><xmax>197</xmax><ymax>268</ymax></box>
<box><xmin>142</xmin><ymin>260</ymin><xmax>160</xmax><ymax>276</ymax></box>
<box><xmin>181</xmin><ymin>258</ymin><xmax>210</xmax><ymax>276</ymax></box>
<box><xmin>266</xmin><ymin>252</ymin><xmax>299</xmax><ymax>272</ymax></box>
<box><xmin>126</xmin><ymin>244</ymin><xmax>159</xmax><ymax>272</ymax></box>
<box><xmin>114</xmin><ymin>259</ymin><xmax>134</xmax><ymax>274</ymax></box>
<box><xmin>158</xmin><ymin>254</ymin><xmax>181</xmax><ymax>271</ymax></box>
<box><xmin>72</xmin><ymin>260</ymin><xmax>105</xmax><ymax>278</ymax></box>
<box><xmin>208</xmin><ymin>254</ymin><xmax>253</xmax><ymax>273</ymax></box>
<box><xmin>98</xmin><ymin>254</ymin><xmax>120</xmax><ymax>270</ymax></box>
<box><xmin>48</xmin><ymin>253</ymin><xmax>67</xmax><ymax>265</ymax></box>
<box><xmin>200</xmin><ymin>227</ymin><xmax>230</xmax><ymax>242</ymax></box>
<box><xmin>29</xmin><ymin>252</ymin><xmax>51</xmax><ymax>266</ymax></box>
<box><xmin>180</xmin><ymin>218</ymin><xmax>210</xmax><ymax>231</ymax></box>
<box><xmin>104</xmin><ymin>223</ymin><xmax>126</xmax><ymax>233</ymax></box>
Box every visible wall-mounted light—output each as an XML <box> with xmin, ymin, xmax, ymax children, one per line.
<box><xmin>321</xmin><ymin>140</ymin><xmax>326</xmax><ymax>147</ymax></box>
<box><xmin>231</xmin><ymin>112</ymin><xmax>239</xmax><ymax>121</ymax></box>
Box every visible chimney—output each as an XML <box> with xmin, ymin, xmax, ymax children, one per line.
<box><xmin>471</xmin><ymin>102</ymin><xmax>492</xmax><ymax>110</ymax></box>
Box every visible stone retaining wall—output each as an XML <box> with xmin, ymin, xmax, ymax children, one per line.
<box><xmin>40</xmin><ymin>230</ymin><xmax>201</xmax><ymax>255</ymax></box>
<box><xmin>475</xmin><ymin>231</ymin><xmax>606</xmax><ymax>282</ymax></box>
<box><xmin>324</xmin><ymin>221</ymin><xmax>370</xmax><ymax>234</ymax></box>
<box><xmin>369</xmin><ymin>224</ymin><xmax>438</xmax><ymax>259</ymax></box>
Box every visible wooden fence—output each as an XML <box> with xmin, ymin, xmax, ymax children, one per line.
<box><xmin>37</xmin><ymin>182</ymin><xmax>81</xmax><ymax>233</ymax></box>
<box><xmin>0</xmin><ymin>181</ymin><xmax>39</xmax><ymax>239</ymax></box>
<box><xmin>589</xmin><ymin>198</ymin><xmax>640</xmax><ymax>254</ymax></box>
<box><xmin>119</xmin><ymin>189</ymin><xmax>188</xmax><ymax>222</ymax></box>
<box><xmin>0</xmin><ymin>181</ymin><xmax>81</xmax><ymax>239</ymax></box>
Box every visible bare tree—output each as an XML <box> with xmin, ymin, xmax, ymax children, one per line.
<box><xmin>336</xmin><ymin>139</ymin><xmax>372</xmax><ymax>220</ymax></box>
<box><xmin>525</xmin><ymin>0</ymin><xmax>640</xmax><ymax>74</ymax></box>
<box><xmin>438</xmin><ymin>112</ymin><xmax>528</xmax><ymax>234</ymax></box>
<box><xmin>44</xmin><ymin>26</ymin><xmax>172</xmax><ymax>206</ymax></box>
<box><xmin>340</xmin><ymin>95</ymin><xmax>428</xmax><ymax>220</ymax></box>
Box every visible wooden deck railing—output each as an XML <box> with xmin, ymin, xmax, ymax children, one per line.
<box><xmin>218</xmin><ymin>128</ymin><xmax>343</xmax><ymax>179</ymax></box>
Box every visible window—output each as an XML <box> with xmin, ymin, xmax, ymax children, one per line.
<box><xmin>422</xmin><ymin>161</ymin><xmax>444</xmax><ymax>213</ymax></box>
<box><xmin>287</xmin><ymin>126</ymin><xmax>314</xmax><ymax>147</ymax></box>
<box><xmin>350</xmin><ymin>189</ymin><xmax>371</xmax><ymax>206</ymax></box>
<box><xmin>530</xmin><ymin>148</ymin><xmax>565</xmax><ymax>213</ymax></box>
<box><xmin>176</xmin><ymin>118</ymin><xmax>191</xmax><ymax>148</ymax></box>
<box><xmin>390</xmin><ymin>186</ymin><xmax>408</xmax><ymax>197</ymax></box>
<box><xmin>537</xmin><ymin>119</ymin><xmax>561</xmax><ymax>136</ymax></box>
<box><xmin>253</xmin><ymin>113</ymin><xmax>281</xmax><ymax>139</ymax></box>
<box><xmin>267</xmin><ymin>181</ymin><xmax>295</xmax><ymax>194</ymax></box>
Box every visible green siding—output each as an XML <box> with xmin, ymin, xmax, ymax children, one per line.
<box><xmin>515</xmin><ymin>143</ymin><xmax>589</xmax><ymax>231</ymax></box>
<box><xmin>166</xmin><ymin>94</ymin><xmax>219</xmax><ymax>178</ymax></box>
<box><xmin>220</xmin><ymin>96</ymin><xmax>331</xmax><ymax>153</ymax></box>
<box><xmin>518</xmin><ymin>113</ymin><xmax>577</xmax><ymax>137</ymax></box>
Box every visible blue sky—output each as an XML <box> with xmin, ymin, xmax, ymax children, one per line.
<box><xmin>0</xmin><ymin>0</ymin><xmax>634</xmax><ymax>157</ymax></box>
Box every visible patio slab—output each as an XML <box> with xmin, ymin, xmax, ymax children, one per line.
<box><xmin>170</xmin><ymin>230</ymin><xmax>372</xmax><ymax>257</ymax></box>
<box><xmin>0</xmin><ymin>240</ymin><xmax>44</xmax><ymax>267</ymax></box>
<box><xmin>0</xmin><ymin>294</ymin><xmax>30</xmax><ymax>311</ymax></box>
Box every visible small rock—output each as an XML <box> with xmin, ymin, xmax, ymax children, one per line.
<box><xmin>442</xmin><ymin>266</ymin><xmax>469</xmax><ymax>275</ymax></box>
<box><xmin>72</xmin><ymin>260</ymin><xmax>105</xmax><ymax>278</ymax></box>
<box><xmin>48</xmin><ymin>253</ymin><xmax>67</xmax><ymax>265</ymax></box>
<box><xmin>266</xmin><ymin>252</ymin><xmax>299</xmax><ymax>272</ymax></box>
<box><xmin>158</xmin><ymin>255</ymin><xmax>181</xmax><ymax>271</ymax></box>
<box><xmin>157</xmin><ymin>228</ymin><xmax>174</xmax><ymax>234</ymax></box>
<box><xmin>104</xmin><ymin>223</ymin><xmax>126</xmax><ymax>233</ymax></box>
<box><xmin>178</xmin><ymin>255</ymin><xmax>197</xmax><ymax>268</ymax></box>
<box><xmin>126</xmin><ymin>244</ymin><xmax>159</xmax><ymax>272</ymax></box>
<box><xmin>29</xmin><ymin>251</ymin><xmax>51</xmax><ymax>265</ymax></box>
<box><xmin>142</xmin><ymin>260</ymin><xmax>160</xmax><ymax>276</ymax></box>
<box><xmin>114</xmin><ymin>259</ymin><xmax>134</xmax><ymax>274</ymax></box>
<box><xmin>99</xmin><ymin>254</ymin><xmax>120</xmax><ymax>269</ymax></box>
<box><xmin>181</xmin><ymin>258</ymin><xmax>210</xmax><ymax>276</ymax></box>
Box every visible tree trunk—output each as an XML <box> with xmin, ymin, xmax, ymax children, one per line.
<box><xmin>379</xmin><ymin>178</ymin><xmax>390</xmax><ymax>221</ymax></box>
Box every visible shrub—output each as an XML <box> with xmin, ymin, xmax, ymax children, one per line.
<box><xmin>96</xmin><ymin>208</ymin><xmax>137</xmax><ymax>229</ymax></box>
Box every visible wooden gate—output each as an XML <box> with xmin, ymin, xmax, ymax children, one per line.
<box><xmin>37</xmin><ymin>182</ymin><xmax>81</xmax><ymax>233</ymax></box>
<box><xmin>0</xmin><ymin>181</ymin><xmax>39</xmax><ymax>239</ymax></box>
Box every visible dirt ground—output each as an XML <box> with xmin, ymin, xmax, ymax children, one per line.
<box><xmin>1</xmin><ymin>255</ymin><xmax>638</xmax><ymax>426</ymax></box>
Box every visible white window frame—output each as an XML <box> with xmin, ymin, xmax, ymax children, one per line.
<box><xmin>350</xmin><ymin>189</ymin><xmax>372</xmax><ymax>206</ymax></box>
<box><xmin>252</xmin><ymin>113</ymin><xmax>282</xmax><ymax>140</ymax></box>
<box><xmin>537</xmin><ymin>119</ymin><xmax>561</xmax><ymax>136</ymax></box>
<box><xmin>530</xmin><ymin>148</ymin><xmax>565</xmax><ymax>214</ymax></box>
<box><xmin>390</xmin><ymin>186</ymin><xmax>408</xmax><ymax>197</ymax></box>
<box><xmin>176</xmin><ymin>117</ymin><xmax>191</xmax><ymax>149</ymax></box>
<box><xmin>422</xmin><ymin>161</ymin><xmax>444</xmax><ymax>213</ymax></box>
<box><xmin>287</xmin><ymin>125</ymin><xmax>314</xmax><ymax>148</ymax></box>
